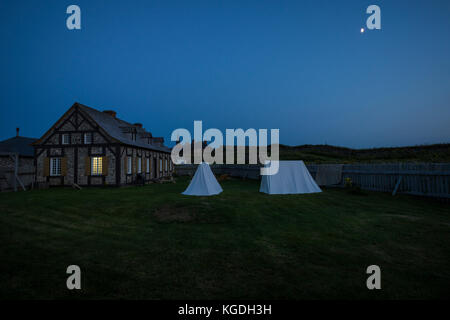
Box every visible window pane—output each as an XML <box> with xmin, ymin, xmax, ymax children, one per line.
<box><xmin>84</xmin><ymin>133</ymin><xmax>92</xmax><ymax>144</ymax></box>
<box><xmin>91</xmin><ymin>157</ymin><xmax>103</xmax><ymax>175</ymax></box>
<box><xmin>50</xmin><ymin>158</ymin><xmax>61</xmax><ymax>176</ymax></box>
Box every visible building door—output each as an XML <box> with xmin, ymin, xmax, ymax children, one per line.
<box><xmin>153</xmin><ymin>158</ymin><xmax>157</xmax><ymax>178</ymax></box>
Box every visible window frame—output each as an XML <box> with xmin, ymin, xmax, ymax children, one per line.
<box><xmin>127</xmin><ymin>156</ymin><xmax>132</xmax><ymax>174</ymax></box>
<box><xmin>84</xmin><ymin>133</ymin><xmax>92</xmax><ymax>144</ymax></box>
<box><xmin>50</xmin><ymin>157</ymin><xmax>61</xmax><ymax>176</ymax></box>
<box><xmin>137</xmin><ymin>157</ymin><xmax>142</xmax><ymax>174</ymax></box>
<box><xmin>62</xmin><ymin>134</ymin><xmax>70</xmax><ymax>145</ymax></box>
<box><xmin>91</xmin><ymin>157</ymin><xmax>103</xmax><ymax>176</ymax></box>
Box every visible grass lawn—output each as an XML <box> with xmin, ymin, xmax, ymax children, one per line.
<box><xmin>0</xmin><ymin>177</ymin><xmax>449</xmax><ymax>300</ymax></box>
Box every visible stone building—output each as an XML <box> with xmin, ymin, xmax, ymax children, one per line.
<box><xmin>0</xmin><ymin>128</ymin><xmax>37</xmax><ymax>191</ymax></box>
<box><xmin>32</xmin><ymin>102</ymin><xmax>173</xmax><ymax>187</ymax></box>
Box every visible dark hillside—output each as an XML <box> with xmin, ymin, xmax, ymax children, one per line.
<box><xmin>176</xmin><ymin>143</ymin><xmax>450</xmax><ymax>164</ymax></box>
<box><xmin>280</xmin><ymin>143</ymin><xmax>450</xmax><ymax>163</ymax></box>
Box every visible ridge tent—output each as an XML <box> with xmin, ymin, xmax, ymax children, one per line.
<box><xmin>182</xmin><ymin>162</ymin><xmax>223</xmax><ymax>196</ymax></box>
<box><xmin>260</xmin><ymin>160</ymin><xmax>322</xmax><ymax>195</ymax></box>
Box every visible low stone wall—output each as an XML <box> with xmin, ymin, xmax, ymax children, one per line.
<box><xmin>0</xmin><ymin>156</ymin><xmax>35</xmax><ymax>191</ymax></box>
<box><xmin>175</xmin><ymin>164</ymin><xmax>262</xmax><ymax>180</ymax></box>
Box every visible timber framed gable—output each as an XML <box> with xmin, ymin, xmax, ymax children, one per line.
<box><xmin>33</xmin><ymin>102</ymin><xmax>173</xmax><ymax>187</ymax></box>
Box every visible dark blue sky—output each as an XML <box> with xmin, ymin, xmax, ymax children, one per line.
<box><xmin>1</xmin><ymin>0</ymin><xmax>449</xmax><ymax>148</ymax></box>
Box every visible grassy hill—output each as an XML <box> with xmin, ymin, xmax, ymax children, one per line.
<box><xmin>279</xmin><ymin>143</ymin><xmax>450</xmax><ymax>163</ymax></box>
<box><xmin>177</xmin><ymin>143</ymin><xmax>450</xmax><ymax>164</ymax></box>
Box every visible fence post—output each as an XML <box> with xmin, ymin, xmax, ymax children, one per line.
<box><xmin>392</xmin><ymin>176</ymin><xmax>402</xmax><ymax>196</ymax></box>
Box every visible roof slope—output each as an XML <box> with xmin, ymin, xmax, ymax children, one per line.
<box><xmin>0</xmin><ymin>136</ymin><xmax>37</xmax><ymax>157</ymax></box>
<box><xmin>77</xmin><ymin>104</ymin><xmax>171</xmax><ymax>153</ymax></box>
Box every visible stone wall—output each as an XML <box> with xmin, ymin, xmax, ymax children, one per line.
<box><xmin>36</xmin><ymin>144</ymin><xmax>118</xmax><ymax>187</ymax></box>
<box><xmin>36</xmin><ymin>143</ymin><xmax>173</xmax><ymax>187</ymax></box>
<box><xmin>120</xmin><ymin>146</ymin><xmax>172</xmax><ymax>185</ymax></box>
<box><xmin>175</xmin><ymin>164</ymin><xmax>262</xmax><ymax>180</ymax></box>
<box><xmin>0</xmin><ymin>156</ymin><xmax>35</xmax><ymax>191</ymax></box>
<box><xmin>33</xmin><ymin>105</ymin><xmax>174</xmax><ymax>187</ymax></box>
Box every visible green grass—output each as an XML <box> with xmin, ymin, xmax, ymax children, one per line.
<box><xmin>1</xmin><ymin>177</ymin><xmax>449</xmax><ymax>300</ymax></box>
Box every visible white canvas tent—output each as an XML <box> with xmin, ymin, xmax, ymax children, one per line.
<box><xmin>260</xmin><ymin>160</ymin><xmax>322</xmax><ymax>195</ymax></box>
<box><xmin>182</xmin><ymin>162</ymin><xmax>223</xmax><ymax>196</ymax></box>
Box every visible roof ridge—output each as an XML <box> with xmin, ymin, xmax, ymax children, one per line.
<box><xmin>79</xmin><ymin>104</ymin><xmax>139</xmax><ymax>127</ymax></box>
<box><xmin>76</xmin><ymin>102</ymin><xmax>170</xmax><ymax>153</ymax></box>
<box><xmin>0</xmin><ymin>136</ymin><xmax>38</xmax><ymax>142</ymax></box>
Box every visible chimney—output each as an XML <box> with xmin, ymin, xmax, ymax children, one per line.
<box><xmin>134</xmin><ymin>123</ymin><xmax>143</xmax><ymax>128</ymax></box>
<box><xmin>103</xmin><ymin>110</ymin><xmax>117</xmax><ymax>118</ymax></box>
<box><xmin>16</xmin><ymin>127</ymin><xmax>19</xmax><ymax>137</ymax></box>
<box><xmin>153</xmin><ymin>137</ymin><xmax>164</xmax><ymax>146</ymax></box>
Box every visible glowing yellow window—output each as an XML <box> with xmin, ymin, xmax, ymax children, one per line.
<box><xmin>91</xmin><ymin>157</ymin><xmax>103</xmax><ymax>175</ymax></box>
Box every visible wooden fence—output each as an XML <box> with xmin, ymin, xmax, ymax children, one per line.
<box><xmin>175</xmin><ymin>163</ymin><xmax>450</xmax><ymax>199</ymax></box>
<box><xmin>308</xmin><ymin>163</ymin><xmax>450</xmax><ymax>198</ymax></box>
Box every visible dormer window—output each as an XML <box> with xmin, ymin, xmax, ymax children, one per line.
<box><xmin>84</xmin><ymin>133</ymin><xmax>92</xmax><ymax>144</ymax></box>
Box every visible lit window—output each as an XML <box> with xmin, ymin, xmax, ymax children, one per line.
<box><xmin>50</xmin><ymin>158</ymin><xmax>61</xmax><ymax>176</ymax></box>
<box><xmin>165</xmin><ymin>158</ymin><xmax>168</xmax><ymax>171</ymax></box>
<box><xmin>62</xmin><ymin>134</ymin><xmax>70</xmax><ymax>145</ymax></box>
<box><xmin>127</xmin><ymin>156</ymin><xmax>132</xmax><ymax>174</ymax></box>
<box><xmin>84</xmin><ymin>133</ymin><xmax>92</xmax><ymax>144</ymax></box>
<box><xmin>146</xmin><ymin>158</ymin><xmax>150</xmax><ymax>173</ymax></box>
<box><xmin>137</xmin><ymin>157</ymin><xmax>142</xmax><ymax>173</ymax></box>
<box><xmin>159</xmin><ymin>158</ymin><xmax>162</xmax><ymax>172</ymax></box>
<box><xmin>91</xmin><ymin>157</ymin><xmax>103</xmax><ymax>175</ymax></box>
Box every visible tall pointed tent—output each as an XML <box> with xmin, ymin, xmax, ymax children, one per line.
<box><xmin>182</xmin><ymin>162</ymin><xmax>223</xmax><ymax>196</ymax></box>
<box><xmin>260</xmin><ymin>160</ymin><xmax>322</xmax><ymax>195</ymax></box>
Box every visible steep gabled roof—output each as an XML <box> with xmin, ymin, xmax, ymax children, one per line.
<box><xmin>0</xmin><ymin>136</ymin><xmax>37</xmax><ymax>157</ymax></box>
<box><xmin>77</xmin><ymin>103</ymin><xmax>171</xmax><ymax>153</ymax></box>
<box><xmin>33</xmin><ymin>102</ymin><xmax>171</xmax><ymax>153</ymax></box>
